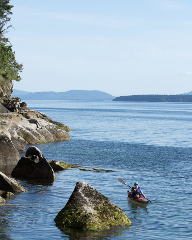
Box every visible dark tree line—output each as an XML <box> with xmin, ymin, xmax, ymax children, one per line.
<box><xmin>113</xmin><ymin>95</ymin><xmax>192</xmax><ymax>102</ymax></box>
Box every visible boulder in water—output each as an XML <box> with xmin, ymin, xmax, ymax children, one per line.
<box><xmin>54</xmin><ymin>181</ymin><xmax>131</xmax><ymax>231</ymax></box>
<box><xmin>0</xmin><ymin>171</ymin><xmax>25</xmax><ymax>194</ymax></box>
<box><xmin>11</xmin><ymin>146</ymin><xmax>55</xmax><ymax>181</ymax></box>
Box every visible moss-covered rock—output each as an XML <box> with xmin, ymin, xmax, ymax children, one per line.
<box><xmin>48</xmin><ymin>160</ymin><xmax>78</xmax><ymax>171</ymax></box>
<box><xmin>54</xmin><ymin>181</ymin><xmax>131</xmax><ymax>231</ymax></box>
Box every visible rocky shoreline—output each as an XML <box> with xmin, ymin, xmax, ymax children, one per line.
<box><xmin>0</xmin><ymin>97</ymin><xmax>131</xmax><ymax>232</ymax></box>
<box><xmin>0</xmin><ymin>145</ymin><xmax>131</xmax><ymax>232</ymax></box>
<box><xmin>0</xmin><ymin>97</ymin><xmax>71</xmax><ymax>164</ymax></box>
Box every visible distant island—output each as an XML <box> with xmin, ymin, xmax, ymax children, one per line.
<box><xmin>12</xmin><ymin>90</ymin><xmax>115</xmax><ymax>101</ymax></box>
<box><xmin>113</xmin><ymin>94</ymin><xmax>192</xmax><ymax>102</ymax></box>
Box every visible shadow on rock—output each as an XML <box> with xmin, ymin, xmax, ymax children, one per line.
<box><xmin>11</xmin><ymin>146</ymin><xmax>55</xmax><ymax>182</ymax></box>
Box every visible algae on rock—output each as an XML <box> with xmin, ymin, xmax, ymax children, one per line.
<box><xmin>55</xmin><ymin>181</ymin><xmax>131</xmax><ymax>231</ymax></box>
<box><xmin>48</xmin><ymin>160</ymin><xmax>79</xmax><ymax>171</ymax></box>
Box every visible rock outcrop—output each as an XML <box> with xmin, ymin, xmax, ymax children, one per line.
<box><xmin>0</xmin><ymin>132</ymin><xmax>20</xmax><ymax>164</ymax></box>
<box><xmin>54</xmin><ymin>181</ymin><xmax>131</xmax><ymax>231</ymax></box>
<box><xmin>0</xmin><ymin>80</ymin><xmax>13</xmax><ymax>99</ymax></box>
<box><xmin>0</xmin><ymin>98</ymin><xmax>71</xmax><ymax>164</ymax></box>
<box><xmin>0</xmin><ymin>171</ymin><xmax>25</xmax><ymax>194</ymax></box>
<box><xmin>48</xmin><ymin>160</ymin><xmax>78</xmax><ymax>171</ymax></box>
<box><xmin>11</xmin><ymin>146</ymin><xmax>55</xmax><ymax>181</ymax></box>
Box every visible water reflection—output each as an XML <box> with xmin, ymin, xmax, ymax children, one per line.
<box><xmin>0</xmin><ymin>205</ymin><xmax>14</xmax><ymax>240</ymax></box>
<box><xmin>128</xmin><ymin>201</ymin><xmax>149</xmax><ymax>212</ymax></box>
<box><xmin>61</xmin><ymin>226</ymin><xmax>130</xmax><ymax>240</ymax></box>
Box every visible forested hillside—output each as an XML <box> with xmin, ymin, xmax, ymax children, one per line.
<box><xmin>113</xmin><ymin>95</ymin><xmax>192</xmax><ymax>102</ymax></box>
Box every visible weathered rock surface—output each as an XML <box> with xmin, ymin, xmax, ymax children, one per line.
<box><xmin>54</xmin><ymin>181</ymin><xmax>131</xmax><ymax>231</ymax></box>
<box><xmin>11</xmin><ymin>146</ymin><xmax>55</xmax><ymax>181</ymax></box>
<box><xmin>0</xmin><ymin>196</ymin><xmax>5</xmax><ymax>204</ymax></box>
<box><xmin>0</xmin><ymin>132</ymin><xmax>20</xmax><ymax>164</ymax></box>
<box><xmin>2</xmin><ymin>97</ymin><xmax>21</xmax><ymax>112</ymax></box>
<box><xmin>0</xmin><ymin>171</ymin><xmax>25</xmax><ymax>193</ymax></box>
<box><xmin>0</xmin><ymin>80</ymin><xmax>13</xmax><ymax>99</ymax></box>
<box><xmin>0</xmin><ymin>103</ymin><xmax>9</xmax><ymax>113</ymax></box>
<box><xmin>0</xmin><ymin>98</ymin><xmax>71</xmax><ymax>164</ymax></box>
<box><xmin>48</xmin><ymin>160</ymin><xmax>78</xmax><ymax>171</ymax></box>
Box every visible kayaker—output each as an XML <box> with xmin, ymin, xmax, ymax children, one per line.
<box><xmin>128</xmin><ymin>182</ymin><xmax>147</xmax><ymax>199</ymax></box>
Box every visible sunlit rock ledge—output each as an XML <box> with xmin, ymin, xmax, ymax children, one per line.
<box><xmin>0</xmin><ymin>98</ymin><xmax>71</xmax><ymax>164</ymax></box>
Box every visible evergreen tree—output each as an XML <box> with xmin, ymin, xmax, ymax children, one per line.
<box><xmin>0</xmin><ymin>0</ymin><xmax>13</xmax><ymax>42</ymax></box>
<box><xmin>0</xmin><ymin>0</ymin><xmax>23</xmax><ymax>97</ymax></box>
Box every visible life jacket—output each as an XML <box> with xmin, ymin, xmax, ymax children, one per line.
<box><xmin>131</xmin><ymin>187</ymin><xmax>141</xmax><ymax>198</ymax></box>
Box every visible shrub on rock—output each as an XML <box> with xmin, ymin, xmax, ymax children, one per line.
<box><xmin>54</xmin><ymin>181</ymin><xmax>131</xmax><ymax>231</ymax></box>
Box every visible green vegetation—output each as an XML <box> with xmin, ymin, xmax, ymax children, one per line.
<box><xmin>0</xmin><ymin>0</ymin><xmax>13</xmax><ymax>42</ymax></box>
<box><xmin>0</xmin><ymin>0</ymin><xmax>23</xmax><ymax>97</ymax></box>
<box><xmin>0</xmin><ymin>43</ymin><xmax>23</xmax><ymax>82</ymax></box>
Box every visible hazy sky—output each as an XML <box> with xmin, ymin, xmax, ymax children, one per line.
<box><xmin>9</xmin><ymin>0</ymin><xmax>192</xmax><ymax>96</ymax></box>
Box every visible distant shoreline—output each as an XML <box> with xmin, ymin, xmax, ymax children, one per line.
<box><xmin>113</xmin><ymin>95</ymin><xmax>192</xmax><ymax>102</ymax></box>
<box><xmin>12</xmin><ymin>89</ymin><xmax>115</xmax><ymax>101</ymax></box>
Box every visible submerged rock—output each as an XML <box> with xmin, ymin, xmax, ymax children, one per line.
<box><xmin>0</xmin><ymin>191</ymin><xmax>14</xmax><ymax>199</ymax></box>
<box><xmin>79</xmin><ymin>168</ymin><xmax>114</xmax><ymax>172</ymax></box>
<box><xmin>0</xmin><ymin>171</ymin><xmax>25</xmax><ymax>193</ymax></box>
<box><xmin>11</xmin><ymin>146</ymin><xmax>55</xmax><ymax>181</ymax></box>
<box><xmin>54</xmin><ymin>181</ymin><xmax>131</xmax><ymax>231</ymax></box>
<box><xmin>48</xmin><ymin>160</ymin><xmax>78</xmax><ymax>171</ymax></box>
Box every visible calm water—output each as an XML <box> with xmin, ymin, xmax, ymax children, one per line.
<box><xmin>1</xmin><ymin>100</ymin><xmax>192</xmax><ymax>240</ymax></box>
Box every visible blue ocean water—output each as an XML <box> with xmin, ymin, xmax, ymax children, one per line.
<box><xmin>1</xmin><ymin>100</ymin><xmax>192</xmax><ymax>240</ymax></box>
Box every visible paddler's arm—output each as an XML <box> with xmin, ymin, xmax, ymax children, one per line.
<box><xmin>141</xmin><ymin>191</ymin><xmax>146</xmax><ymax>199</ymax></box>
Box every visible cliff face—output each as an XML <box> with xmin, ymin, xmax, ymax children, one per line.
<box><xmin>0</xmin><ymin>98</ymin><xmax>71</xmax><ymax>164</ymax></box>
<box><xmin>0</xmin><ymin>80</ymin><xmax>13</xmax><ymax>98</ymax></box>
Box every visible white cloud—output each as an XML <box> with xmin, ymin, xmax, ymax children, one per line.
<box><xmin>151</xmin><ymin>0</ymin><xmax>184</xmax><ymax>10</ymax></box>
<box><xmin>178</xmin><ymin>72</ymin><xmax>192</xmax><ymax>76</ymax></box>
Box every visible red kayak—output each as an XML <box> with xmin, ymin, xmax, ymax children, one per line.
<box><xmin>128</xmin><ymin>193</ymin><xmax>149</xmax><ymax>206</ymax></box>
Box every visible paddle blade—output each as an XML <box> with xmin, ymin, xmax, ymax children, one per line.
<box><xmin>118</xmin><ymin>178</ymin><xmax>131</xmax><ymax>188</ymax></box>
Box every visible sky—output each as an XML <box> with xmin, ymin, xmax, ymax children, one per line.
<box><xmin>8</xmin><ymin>0</ymin><xmax>192</xmax><ymax>96</ymax></box>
